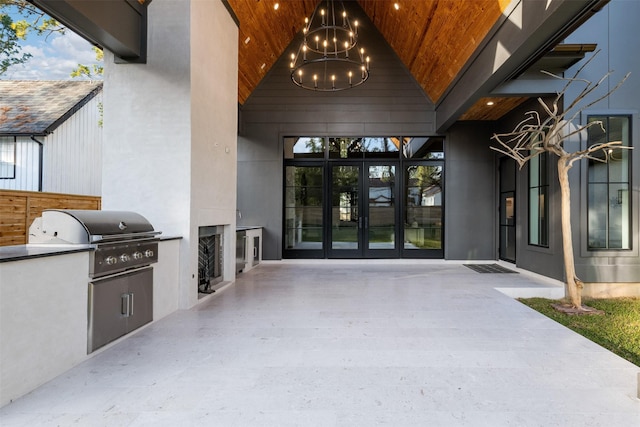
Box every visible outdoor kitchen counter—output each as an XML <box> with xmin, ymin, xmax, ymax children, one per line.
<box><xmin>0</xmin><ymin>243</ymin><xmax>94</xmax><ymax>263</ymax></box>
<box><xmin>0</xmin><ymin>238</ymin><xmax>182</xmax><ymax>407</ymax></box>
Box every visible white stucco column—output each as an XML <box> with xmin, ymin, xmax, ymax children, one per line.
<box><xmin>102</xmin><ymin>0</ymin><xmax>238</xmax><ymax>308</ymax></box>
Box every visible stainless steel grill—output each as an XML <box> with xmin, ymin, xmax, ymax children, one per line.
<box><xmin>29</xmin><ymin>209</ymin><xmax>161</xmax><ymax>353</ymax></box>
<box><xmin>29</xmin><ymin>209</ymin><xmax>160</xmax><ymax>277</ymax></box>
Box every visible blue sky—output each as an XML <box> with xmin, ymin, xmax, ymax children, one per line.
<box><xmin>2</xmin><ymin>5</ymin><xmax>102</xmax><ymax>80</ymax></box>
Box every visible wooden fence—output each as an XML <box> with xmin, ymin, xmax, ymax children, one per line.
<box><xmin>0</xmin><ymin>190</ymin><xmax>101</xmax><ymax>246</ymax></box>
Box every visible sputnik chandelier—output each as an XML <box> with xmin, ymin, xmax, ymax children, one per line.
<box><xmin>289</xmin><ymin>0</ymin><xmax>370</xmax><ymax>91</ymax></box>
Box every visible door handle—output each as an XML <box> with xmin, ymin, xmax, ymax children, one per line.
<box><xmin>365</xmin><ymin>217</ymin><xmax>368</xmax><ymax>229</ymax></box>
<box><xmin>358</xmin><ymin>217</ymin><xmax>363</xmax><ymax>229</ymax></box>
<box><xmin>121</xmin><ymin>293</ymin><xmax>134</xmax><ymax>317</ymax></box>
<box><xmin>121</xmin><ymin>293</ymin><xmax>130</xmax><ymax>316</ymax></box>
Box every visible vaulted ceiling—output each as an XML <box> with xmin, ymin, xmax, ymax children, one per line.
<box><xmin>30</xmin><ymin>0</ymin><xmax>602</xmax><ymax>124</ymax></box>
<box><xmin>227</xmin><ymin>0</ymin><xmax>511</xmax><ymax>106</ymax></box>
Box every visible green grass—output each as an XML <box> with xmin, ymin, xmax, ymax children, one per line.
<box><xmin>519</xmin><ymin>297</ymin><xmax>640</xmax><ymax>367</ymax></box>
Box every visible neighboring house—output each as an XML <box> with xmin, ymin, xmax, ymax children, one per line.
<box><xmin>0</xmin><ymin>81</ymin><xmax>103</xmax><ymax>196</ymax></box>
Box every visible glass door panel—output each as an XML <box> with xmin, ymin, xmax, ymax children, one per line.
<box><xmin>366</xmin><ymin>164</ymin><xmax>398</xmax><ymax>255</ymax></box>
<box><xmin>499</xmin><ymin>191</ymin><xmax>516</xmax><ymax>261</ymax></box>
<box><xmin>330</xmin><ymin>164</ymin><xmax>361</xmax><ymax>255</ymax></box>
<box><xmin>403</xmin><ymin>164</ymin><xmax>443</xmax><ymax>257</ymax></box>
<box><xmin>499</xmin><ymin>157</ymin><xmax>516</xmax><ymax>262</ymax></box>
<box><xmin>284</xmin><ymin>165</ymin><xmax>324</xmax><ymax>257</ymax></box>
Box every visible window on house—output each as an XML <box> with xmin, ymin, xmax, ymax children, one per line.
<box><xmin>587</xmin><ymin>115</ymin><xmax>632</xmax><ymax>250</ymax></box>
<box><xmin>0</xmin><ymin>137</ymin><xmax>16</xmax><ymax>179</ymax></box>
<box><xmin>529</xmin><ymin>151</ymin><xmax>548</xmax><ymax>247</ymax></box>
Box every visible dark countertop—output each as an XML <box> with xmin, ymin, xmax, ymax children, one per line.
<box><xmin>0</xmin><ymin>244</ymin><xmax>94</xmax><ymax>263</ymax></box>
<box><xmin>159</xmin><ymin>236</ymin><xmax>183</xmax><ymax>241</ymax></box>
<box><xmin>1</xmin><ymin>237</ymin><xmax>182</xmax><ymax>263</ymax></box>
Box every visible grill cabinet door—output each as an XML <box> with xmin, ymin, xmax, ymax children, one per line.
<box><xmin>88</xmin><ymin>275</ymin><xmax>129</xmax><ymax>352</ymax></box>
<box><xmin>126</xmin><ymin>267</ymin><xmax>153</xmax><ymax>332</ymax></box>
<box><xmin>88</xmin><ymin>267</ymin><xmax>153</xmax><ymax>353</ymax></box>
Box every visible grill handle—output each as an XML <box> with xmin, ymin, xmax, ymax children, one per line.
<box><xmin>121</xmin><ymin>293</ymin><xmax>135</xmax><ymax>317</ymax></box>
<box><xmin>91</xmin><ymin>231</ymin><xmax>162</xmax><ymax>243</ymax></box>
<box><xmin>121</xmin><ymin>294</ymin><xmax>130</xmax><ymax>316</ymax></box>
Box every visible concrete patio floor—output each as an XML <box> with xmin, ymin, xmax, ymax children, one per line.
<box><xmin>1</xmin><ymin>260</ymin><xmax>638</xmax><ymax>426</ymax></box>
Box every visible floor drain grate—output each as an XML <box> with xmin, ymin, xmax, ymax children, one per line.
<box><xmin>463</xmin><ymin>263</ymin><xmax>518</xmax><ymax>274</ymax></box>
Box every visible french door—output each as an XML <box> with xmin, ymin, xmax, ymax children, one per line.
<box><xmin>283</xmin><ymin>136</ymin><xmax>445</xmax><ymax>259</ymax></box>
<box><xmin>328</xmin><ymin>162</ymin><xmax>400</xmax><ymax>258</ymax></box>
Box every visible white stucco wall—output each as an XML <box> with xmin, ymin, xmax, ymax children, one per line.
<box><xmin>103</xmin><ymin>0</ymin><xmax>238</xmax><ymax>308</ymax></box>
<box><xmin>190</xmin><ymin>0</ymin><xmax>238</xmax><ymax>288</ymax></box>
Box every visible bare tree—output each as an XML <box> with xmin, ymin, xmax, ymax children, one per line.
<box><xmin>491</xmin><ymin>52</ymin><xmax>630</xmax><ymax>310</ymax></box>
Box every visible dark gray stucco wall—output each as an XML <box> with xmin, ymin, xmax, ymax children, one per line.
<box><xmin>237</xmin><ymin>2</ymin><xmax>435</xmax><ymax>260</ymax></box>
<box><xmin>444</xmin><ymin>122</ymin><xmax>497</xmax><ymax>260</ymax></box>
<box><xmin>564</xmin><ymin>0</ymin><xmax>640</xmax><ymax>282</ymax></box>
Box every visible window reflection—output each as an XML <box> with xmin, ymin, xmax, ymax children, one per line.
<box><xmin>403</xmin><ymin>137</ymin><xmax>444</xmax><ymax>159</ymax></box>
<box><xmin>404</xmin><ymin>165</ymin><xmax>442</xmax><ymax>249</ymax></box>
<box><xmin>328</xmin><ymin>137</ymin><xmax>363</xmax><ymax>158</ymax></box>
<box><xmin>284</xmin><ymin>166</ymin><xmax>324</xmax><ymax>250</ymax></box>
<box><xmin>587</xmin><ymin>116</ymin><xmax>631</xmax><ymax>250</ymax></box>
<box><xmin>284</xmin><ymin>137</ymin><xmax>325</xmax><ymax>159</ymax></box>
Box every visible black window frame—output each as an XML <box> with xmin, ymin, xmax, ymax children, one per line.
<box><xmin>528</xmin><ymin>151</ymin><xmax>549</xmax><ymax>248</ymax></box>
<box><xmin>586</xmin><ymin>115</ymin><xmax>632</xmax><ymax>251</ymax></box>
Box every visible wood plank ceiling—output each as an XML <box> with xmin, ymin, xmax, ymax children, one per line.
<box><xmin>226</xmin><ymin>0</ymin><xmax>517</xmax><ymax>120</ymax></box>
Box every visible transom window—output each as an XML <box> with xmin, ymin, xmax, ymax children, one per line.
<box><xmin>284</xmin><ymin>136</ymin><xmax>444</xmax><ymax>160</ymax></box>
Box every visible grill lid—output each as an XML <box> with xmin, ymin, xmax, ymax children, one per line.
<box><xmin>30</xmin><ymin>209</ymin><xmax>159</xmax><ymax>244</ymax></box>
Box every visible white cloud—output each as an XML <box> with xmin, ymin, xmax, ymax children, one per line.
<box><xmin>4</xmin><ymin>31</ymin><xmax>102</xmax><ymax>81</ymax></box>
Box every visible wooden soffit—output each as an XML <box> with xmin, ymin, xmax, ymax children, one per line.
<box><xmin>226</xmin><ymin>0</ymin><xmax>318</xmax><ymax>104</ymax></box>
<box><xmin>359</xmin><ymin>0</ymin><xmax>512</xmax><ymax>103</ymax></box>
<box><xmin>227</xmin><ymin>0</ymin><xmax>511</xmax><ymax>105</ymax></box>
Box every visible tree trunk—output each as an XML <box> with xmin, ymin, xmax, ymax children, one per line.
<box><xmin>557</xmin><ymin>157</ymin><xmax>582</xmax><ymax>308</ymax></box>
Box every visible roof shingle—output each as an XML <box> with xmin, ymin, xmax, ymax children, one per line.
<box><xmin>0</xmin><ymin>80</ymin><xmax>103</xmax><ymax>135</ymax></box>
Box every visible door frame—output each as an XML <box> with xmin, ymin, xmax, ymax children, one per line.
<box><xmin>326</xmin><ymin>160</ymin><xmax>401</xmax><ymax>258</ymax></box>
<box><xmin>282</xmin><ymin>136</ymin><xmax>446</xmax><ymax>260</ymax></box>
